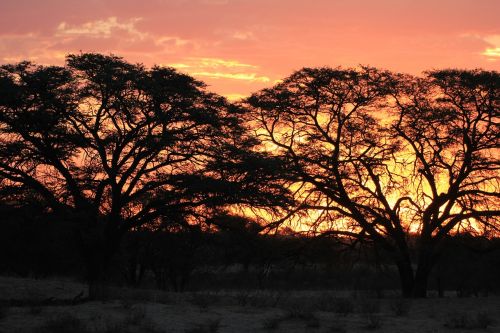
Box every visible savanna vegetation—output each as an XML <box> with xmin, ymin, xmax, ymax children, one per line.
<box><xmin>0</xmin><ymin>54</ymin><xmax>499</xmax><ymax>302</ymax></box>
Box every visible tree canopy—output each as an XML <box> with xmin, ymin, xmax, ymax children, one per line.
<box><xmin>0</xmin><ymin>53</ymin><xmax>498</xmax><ymax>298</ymax></box>
<box><xmin>247</xmin><ymin>66</ymin><xmax>499</xmax><ymax>297</ymax></box>
<box><xmin>0</xmin><ymin>53</ymin><xmax>291</xmax><ymax>297</ymax></box>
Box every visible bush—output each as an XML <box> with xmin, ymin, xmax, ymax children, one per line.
<box><xmin>29</xmin><ymin>306</ymin><xmax>43</xmax><ymax>316</ymax></box>
<box><xmin>314</xmin><ymin>293</ymin><xmax>337</xmax><ymax>312</ymax></box>
<box><xmin>332</xmin><ymin>298</ymin><xmax>354</xmax><ymax>316</ymax></box>
<box><xmin>444</xmin><ymin>311</ymin><xmax>494</xmax><ymax>329</ymax></box>
<box><xmin>101</xmin><ymin>318</ymin><xmax>164</xmax><ymax>333</ymax></box>
<box><xmin>235</xmin><ymin>292</ymin><xmax>250</xmax><ymax>306</ymax></box>
<box><xmin>0</xmin><ymin>305</ymin><xmax>8</xmax><ymax>321</ymax></box>
<box><xmin>262</xmin><ymin>316</ymin><xmax>281</xmax><ymax>330</ymax></box>
<box><xmin>305</xmin><ymin>315</ymin><xmax>321</xmax><ymax>329</ymax></box>
<box><xmin>286</xmin><ymin>307</ymin><xmax>317</xmax><ymax>321</ymax></box>
<box><xmin>189</xmin><ymin>293</ymin><xmax>220</xmax><ymax>311</ymax></box>
<box><xmin>358</xmin><ymin>299</ymin><xmax>380</xmax><ymax>314</ymax></box>
<box><xmin>248</xmin><ymin>291</ymin><xmax>284</xmax><ymax>308</ymax></box>
<box><xmin>123</xmin><ymin>306</ymin><xmax>147</xmax><ymax>326</ymax></box>
<box><xmin>37</xmin><ymin>313</ymin><xmax>90</xmax><ymax>333</ymax></box>
<box><xmin>185</xmin><ymin>318</ymin><xmax>221</xmax><ymax>333</ymax></box>
<box><xmin>328</xmin><ymin>322</ymin><xmax>347</xmax><ymax>332</ymax></box>
<box><xmin>364</xmin><ymin>314</ymin><xmax>383</xmax><ymax>330</ymax></box>
<box><xmin>388</xmin><ymin>298</ymin><xmax>411</xmax><ymax>316</ymax></box>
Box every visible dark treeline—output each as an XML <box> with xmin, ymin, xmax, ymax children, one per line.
<box><xmin>0</xmin><ymin>53</ymin><xmax>498</xmax><ymax>298</ymax></box>
<box><xmin>2</xmin><ymin>199</ymin><xmax>500</xmax><ymax>297</ymax></box>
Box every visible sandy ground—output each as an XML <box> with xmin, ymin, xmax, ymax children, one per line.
<box><xmin>0</xmin><ymin>276</ymin><xmax>499</xmax><ymax>333</ymax></box>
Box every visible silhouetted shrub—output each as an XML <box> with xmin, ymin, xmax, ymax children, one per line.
<box><xmin>0</xmin><ymin>305</ymin><xmax>8</xmax><ymax>321</ymax></box>
<box><xmin>189</xmin><ymin>293</ymin><xmax>220</xmax><ymax>311</ymax></box>
<box><xmin>332</xmin><ymin>298</ymin><xmax>354</xmax><ymax>316</ymax></box>
<box><xmin>37</xmin><ymin>313</ymin><xmax>90</xmax><ymax>333</ymax></box>
<box><xmin>29</xmin><ymin>306</ymin><xmax>43</xmax><ymax>316</ymax></box>
<box><xmin>185</xmin><ymin>318</ymin><xmax>221</xmax><ymax>333</ymax></box>
<box><xmin>123</xmin><ymin>306</ymin><xmax>147</xmax><ymax>326</ymax></box>
<box><xmin>389</xmin><ymin>298</ymin><xmax>411</xmax><ymax>316</ymax></box>
<box><xmin>364</xmin><ymin>314</ymin><xmax>383</xmax><ymax>330</ymax></box>
<box><xmin>262</xmin><ymin>316</ymin><xmax>282</xmax><ymax>330</ymax></box>
<box><xmin>444</xmin><ymin>311</ymin><xmax>494</xmax><ymax>329</ymax></box>
<box><xmin>358</xmin><ymin>299</ymin><xmax>380</xmax><ymax>314</ymax></box>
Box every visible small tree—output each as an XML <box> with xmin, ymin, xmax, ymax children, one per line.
<box><xmin>247</xmin><ymin>67</ymin><xmax>499</xmax><ymax>297</ymax></box>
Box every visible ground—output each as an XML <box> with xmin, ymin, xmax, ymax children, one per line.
<box><xmin>0</xmin><ymin>276</ymin><xmax>498</xmax><ymax>333</ymax></box>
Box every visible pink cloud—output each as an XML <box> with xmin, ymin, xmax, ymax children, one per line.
<box><xmin>0</xmin><ymin>0</ymin><xmax>498</xmax><ymax>97</ymax></box>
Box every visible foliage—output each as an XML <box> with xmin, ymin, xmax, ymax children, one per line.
<box><xmin>0</xmin><ymin>53</ymin><xmax>292</xmax><ymax>297</ymax></box>
<box><xmin>247</xmin><ymin>66</ymin><xmax>500</xmax><ymax>297</ymax></box>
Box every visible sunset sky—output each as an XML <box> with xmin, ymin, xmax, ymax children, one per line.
<box><xmin>1</xmin><ymin>0</ymin><xmax>499</xmax><ymax>99</ymax></box>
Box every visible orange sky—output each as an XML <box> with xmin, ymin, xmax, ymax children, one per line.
<box><xmin>1</xmin><ymin>0</ymin><xmax>499</xmax><ymax>100</ymax></box>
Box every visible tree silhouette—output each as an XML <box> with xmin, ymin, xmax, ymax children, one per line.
<box><xmin>0</xmin><ymin>53</ymin><xmax>291</xmax><ymax>298</ymax></box>
<box><xmin>247</xmin><ymin>67</ymin><xmax>499</xmax><ymax>297</ymax></box>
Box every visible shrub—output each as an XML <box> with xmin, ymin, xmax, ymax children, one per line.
<box><xmin>29</xmin><ymin>306</ymin><xmax>43</xmax><ymax>316</ymax></box>
<box><xmin>314</xmin><ymin>294</ymin><xmax>337</xmax><ymax>312</ymax></box>
<box><xmin>123</xmin><ymin>306</ymin><xmax>147</xmax><ymax>326</ymax></box>
<box><xmin>305</xmin><ymin>315</ymin><xmax>321</xmax><ymax>329</ymax></box>
<box><xmin>235</xmin><ymin>292</ymin><xmax>250</xmax><ymax>306</ymax></box>
<box><xmin>185</xmin><ymin>318</ymin><xmax>221</xmax><ymax>333</ymax></box>
<box><xmin>0</xmin><ymin>305</ymin><xmax>8</xmax><ymax>321</ymax></box>
<box><xmin>388</xmin><ymin>298</ymin><xmax>411</xmax><ymax>317</ymax></box>
<box><xmin>189</xmin><ymin>293</ymin><xmax>219</xmax><ymax>311</ymax></box>
<box><xmin>102</xmin><ymin>322</ymin><xmax>128</xmax><ymax>333</ymax></box>
<box><xmin>444</xmin><ymin>312</ymin><xmax>469</xmax><ymax>329</ymax></box>
<box><xmin>120</xmin><ymin>299</ymin><xmax>133</xmax><ymax>310</ymax></box>
<box><xmin>364</xmin><ymin>314</ymin><xmax>383</xmax><ymax>330</ymax></box>
<box><xmin>248</xmin><ymin>291</ymin><xmax>284</xmax><ymax>308</ymax></box>
<box><xmin>474</xmin><ymin>312</ymin><xmax>495</xmax><ymax>329</ymax></box>
<box><xmin>286</xmin><ymin>308</ymin><xmax>317</xmax><ymax>321</ymax></box>
<box><xmin>358</xmin><ymin>299</ymin><xmax>380</xmax><ymax>314</ymax></box>
<box><xmin>332</xmin><ymin>298</ymin><xmax>354</xmax><ymax>316</ymax></box>
<box><xmin>444</xmin><ymin>311</ymin><xmax>494</xmax><ymax>329</ymax></box>
<box><xmin>37</xmin><ymin>313</ymin><xmax>90</xmax><ymax>333</ymax></box>
<box><xmin>328</xmin><ymin>322</ymin><xmax>347</xmax><ymax>332</ymax></box>
<box><xmin>155</xmin><ymin>292</ymin><xmax>172</xmax><ymax>305</ymax></box>
<box><xmin>262</xmin><ymin>316</ymin><xmax>281</xmax><ymax>330</ymax></box>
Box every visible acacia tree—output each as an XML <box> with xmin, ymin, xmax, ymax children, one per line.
<box><xmin>247</xmin><ymin>67</ymin><xmax>499</xmax><ymax>297</ymax></box>
<box><xmin>0</xmin><ymin>53</ymin><xmax>290</xmax><ymax>298</ymax></box>
<box><xmin>389</xmin><ymin>69</ymin><xmax>500</xmax><ymax>296</ymax></box>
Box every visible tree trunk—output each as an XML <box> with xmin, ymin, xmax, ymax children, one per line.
<box><xmin>86</xmin><ymin>228</ymin><xmax>123</xmax><ymax>300</ymax></box>
<box><xmin>411</xmin><ymin>242</ymin><xmax>436</xmax><ymax>298</ymax></box>
<box><xmin>412</xmin><ymin>265</ymin><xmax>430</xmax><ymax>298</ymax></box>
<box><xmin>86</xmin><ymin>252</ymin><xmax>107</xmax><ymax>300</ymax></box>
<box><xmin>396</xmin><ymin>260</ymin><xmax>414</xmax><ymax>298</ymax></box>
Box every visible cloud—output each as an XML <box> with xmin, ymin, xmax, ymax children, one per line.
<box><xmin>0</xmin><ymin>32</ymin><xmax>66</xmax><ymax>64</ymax></box>
<box><xmin>199</xmin><ymin>0</ymin><xmax>229</xmax><ymax>5</ymax></box>
<box><xmin>191</xmin><ymin>71</ymin><xmax>270</xmax><ymax>82</ymax></box>
<box><xmin>169</xmin><ymin>57</ymin><xmax>257</xmax><ymax>69</ymax></box>
<box><xmin>155</xmin><ymin>36</ymin><xmax>191</xmax><ymax>47</ymax></box>
<box><xmin>166</xmin><ymin>57</ymin><xmax>269</xmax><ymax>82</ymax></box>
<box><xmin>479</xmin><ymin>34</ymin><xmax>500</xmax><ymax>60</ymax></box>
<box><xmin>482</xmin><ymin>47</ymin><xmax>500</xmax><ymax>58</ymax></box>
<box><xmin>225</xmin><ymin>93</ymin><xmax>248</xmax><ymax>101</ymax></box>
<box><xmin>56</xmin><ymin>17</ymin><xmax>146</xmax><ymax>40</ymax></box>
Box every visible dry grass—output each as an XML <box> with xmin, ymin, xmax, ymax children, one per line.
<box><xmin>262</xmin><ymin>316</ymin><xmax>282</xmax><ymax>330</ymax></box>
<box><xmin>444</xmin><ymin>311</ymin><xmax>494</xmax><ymax>329</ymax></box>
<box><xmin>1</xmin><ymin>276</ymin><xmax>500</xmax><ymax>333</ymax></box>
<box><xmin>364</xmin><ymin>313</ymin><xmax>383</xmax><ymax>330</ymax></box>
<box><xmin>0</xmin><ymin>305</ymin><xmax>7</xmax><ymax>321</ymax></box>
<box><xmin>36</xmin><ymin>313</ymin><xmax>90</xmax><ymax>333</ymax></box>
<box><xmin>332</xmin><ymin>298</ymin><xmax>355</xmax><ymax>316</ymax></box>
<box><xmin>388</xmin><ymin>298</ymin><xmax>411</xmax><ymax>317</ymax></box>
<box><xmin>189</xmin><ymin>293</ymin><xmax>220</xmax><ymax>311</ymax></box>
<box><xmin>185</xmin><ymin>318</ymin><xmax>221</xmax><ymax>333</ymax></box>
